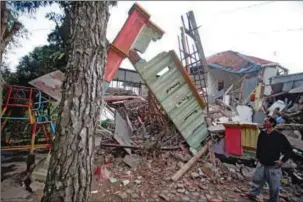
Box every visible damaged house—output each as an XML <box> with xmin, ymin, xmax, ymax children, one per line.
<box><xmin>269</xmin><ymin>72</ymin><xmax>303</xmax><ymax>126</ymax></box>
<box><xmin>204</xmin><ymin>50</ymin><xmax>288</xmax><ymax>105</ymax></box>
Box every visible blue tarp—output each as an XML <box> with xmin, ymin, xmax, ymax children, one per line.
<box><xmin>208</xmin><ymin>63</ymin><xmax>262</xmax><ymax>74</ymax></box>
<box><xmin>191</xmin><ymin>51</ymin><xmax>264</xmax><ymax>74</ymax></box>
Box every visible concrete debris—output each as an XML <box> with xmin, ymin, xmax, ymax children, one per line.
<box><xmin>172</xmin><ymin>141</ymin><xmax>212</xmax><ymax>182</ymax></box>
<box><xmin>208</xmin><ymin>125</ymin><xmax>225</xmax><ymax>133</ymax></box>
<box><xmin>134</xmin><ymin>179</ymin><xmax>141</xmax><ymax>184</ymax></box>
<box><xmin>240</xmin><ymin>166</ymin><xmax>254</xmax><ymax>180</ymax></box>
<box><xmin>123</xmin><ymin>154</ymin><xmax>142</xmax><ymax>169</ymax></box>
<box><xmin>201</xmin><ymin>162</ymin><xmax>215</xmax><ymax>178</ymax></box>
<box><xmin>121</xmin><ymin>179</ymin><xmax>130</xmax><ymax>186</ymax></box>
<box><xmin>177</xmin><ymin>188</ymin><xmax>186</xmax><ymax>193</ymax></box>
<box><xmin>3</xmin><ymin>147</ymin><xmax>303</xmax><ymax>202</ymax></box>
<box><xmin>190</xmin><ymin>172</ymin><xmax>200</xmax><ymax>179</ymax></box>
<box><xmin>222</xmin><ymin>163</ymin><xmax>237</xmax><ymax>174</ymax></box>
<box><xmin>117</xmin><ymin>191</ymin><xmax>128</xmax><ymax>199</ymax></box>
<box><xmin>159</xmin><ymin>193</ymin><xmax>170</xmax><ymax>201</ymax></box>
<box><xmin>207</xmin><ymin>197</ymin><xmax>223</xmax><ymax>202</ymax></box>
<box><xmin>109</xmin><ymin>178</ymin><xmax>118</xmax><ymax>183</ymax></box>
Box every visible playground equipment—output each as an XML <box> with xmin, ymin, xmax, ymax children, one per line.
<box><xmin>1</xmin><ymin>84</ymin><xmax>56</xmax><ymax>153</ymax></box>
<box><xmin>1</xmin><ymin>3</ymin><xmax>164</xmax><ymax>154</ymax></box>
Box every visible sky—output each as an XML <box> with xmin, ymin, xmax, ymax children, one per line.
<box><xmin>4</xmin><ymin>1</ymin><xmax>303</xmax><ymax>74</ymax></box>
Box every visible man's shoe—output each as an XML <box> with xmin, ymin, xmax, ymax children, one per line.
<box><xmin>246</xmin><ymin>193</ymin><xmax>258</xmax><ymax>201</ymax></box>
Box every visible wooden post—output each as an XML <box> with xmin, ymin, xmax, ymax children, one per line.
<box><xmin>171</xmin><ymin>140</ymin><xmax>212</xmax><ymax>182</ymax></box>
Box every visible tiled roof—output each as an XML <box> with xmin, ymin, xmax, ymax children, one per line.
<box><xmin>206</xmin><ymin>50</ymin><xmax>275</xmax><ymax>71</ymax></box>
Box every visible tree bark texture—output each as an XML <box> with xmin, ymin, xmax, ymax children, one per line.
<box><xmin>41</xmin><ymin>2</ymin><xmax>110</xmax><ymax>202</ymax></box>
<box><xmin>0</xmin><ymin>1</ymin><xmax>8</xmax><ymax>64</ymax></box>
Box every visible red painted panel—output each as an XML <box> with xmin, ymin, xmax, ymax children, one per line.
<box><xmin>113</xmin><ymin>10</ymin><xmax>148</xmax><ymax>53</ymax></box>
<box><xmin>104</xmin><ymin>48</ymin><xmax>125</xmax><ymax>82</ymax></box>
<box><xmin>225</xmin><ymin>127</ymin><xmax>243</xmax><ymax>156</ymax></box>
<box><xmin>104</xmin><ymin>4</ymin><xmax>150</xmax><ymax>82</ymax></box>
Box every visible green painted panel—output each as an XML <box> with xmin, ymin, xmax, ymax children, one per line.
<box><xmin>179</xmin><ymin>110</ymin><xmax>205</xmax><ymax>137</ymax></box>
<box><xmin>169</xmin><ymin>100</ymin><xmax>200</xmax><ymax>126</ymax></box>
<box><xmin>133</xmin><ymin>51</ymin><xmax>208</xmax><ymax>152</ymax></box>
<box><xmin>140</xmin><ymin>55</ymin><xmax>172</xmax><ymax>80</ymax></box>
<box><xmin>151</xmin><ymin>76</ymin><xmax>186</xmax><ymax>102</ymax></box>
<box><xmin>161</xmin><ymin>86</ymin><xmax>192</xmax><ymax>113</ymax></box>
<box><xmin>186</xmin><ymin>125</ymin><xmax>208</xmax><ymax>149</ymax></box>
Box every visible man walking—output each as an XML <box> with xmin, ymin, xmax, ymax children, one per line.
<box><xmin>248</xmin><ymin>117</ymin><xmax>292</xmax><ymax>202</ymax></box>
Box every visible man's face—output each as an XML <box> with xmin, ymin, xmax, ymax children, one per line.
<box><xmin>263</xmin><ymin>119</ymin><xmax>272</xmax><ymax>129</ymax></box>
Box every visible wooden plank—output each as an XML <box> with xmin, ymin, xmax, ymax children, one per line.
<box><xmin>171</xmin><ymin>140</ymin><xmax>212</xmax><ymax>182</ymax></box>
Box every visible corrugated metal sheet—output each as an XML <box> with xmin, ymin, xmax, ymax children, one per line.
<box><xmin>289</xmin><ymin>85</ymin><xmax>303</xmax><ymax>94</ymax></box>
<box><xmin>132</xmin><ymin>50</ymin><xmax>208</xmax><ymax>153</ymax></box>
<box><xmin>270</xmin><ymin>72</ymin><xmax>303</xmax><ymax>85</ymax></box>
<box><xmin>28</xmin><ymin>70</ymin><xmax>64</xmax><ymax>101</ymax></box>
<box><xmin>270</xmin><ymin>72</ymin><xmax>303</xmax><ymax>93</ymax></box>
<box><xmin>282</xmin><ymin>81</ymin><xmax>295</xmax><ymax>92</ymax></box>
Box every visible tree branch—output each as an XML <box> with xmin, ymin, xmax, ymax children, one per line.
<box><xmin>1</xmin><ymin>21</ymin><xmax>23</xmax><ymax>51</ymax></box>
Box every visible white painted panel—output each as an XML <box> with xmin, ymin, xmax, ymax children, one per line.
<box><xmin>263</xmin><ymin>66</ymin><xmax>278</xmax><ymax>96</ymax></box>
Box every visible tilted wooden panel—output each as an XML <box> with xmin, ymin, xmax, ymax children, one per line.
<box><xmin>133</xmin><ymin>51</ymin><xmax>208</xmax><ymax>153</ymax></box>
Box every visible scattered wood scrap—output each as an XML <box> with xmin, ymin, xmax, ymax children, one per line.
<box><xmin>171</xmin><ymin>140</ymin><xmax>213</xmax><ymax>182</ymax></box>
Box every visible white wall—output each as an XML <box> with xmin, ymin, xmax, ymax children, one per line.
<box><xmin>206</xmin><ymin>68</ymin><xmax>243</xmax><ymax>97</ymax></box>
<box><xmin>262</xmin><ymin>66</ymin><xmax>278</xmax><ymax>96</ymax></box>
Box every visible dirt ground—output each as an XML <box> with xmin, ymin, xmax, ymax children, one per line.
<box><xmin>1</xmin><ymin>150</ymin><xmax>303</xmax><ymax>202</ymax></box>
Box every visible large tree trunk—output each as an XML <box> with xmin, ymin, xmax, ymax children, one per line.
<box><xmin>41</xmin><ymin>2</ymin><xmax>110</xmax><ymax>202</ymax></box>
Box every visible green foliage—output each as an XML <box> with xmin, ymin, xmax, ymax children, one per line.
<box><xmin>3</xmin><ymin>2</ymin><xmax>68</xmax><ymax>85</ymax></box>
<box><xmin>14</xmin><ymin>44</ymin><xmax>66</xmax><ymax>86</ymax></box>
<box><xmin>3</xmin><ymin>1</ymin><xmax>118</xmax><ymax>86</ymax></box>
<box><xmin>0</xmin><ymin>65</ymin><xmax>17</xmax><ymax>84</ymax></box>
<box><xmin>7</xmin><ymin>1</ymin><xmax>52</xmax><ymax>14</ymax></box>
<box><xmin>3</xmin><ymin>1</ymin><xmax>53</xmax><ymax>52</ymax></box>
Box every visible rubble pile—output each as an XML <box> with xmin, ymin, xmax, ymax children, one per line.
<box><xmin>97</xmin><ymin>91</ymin><xmax>184</xmax><ymax>158</ymax></box>
<box><xmin>90</xmin><ymin>150</ymin><xmax>252</xmax><ymax>202</ymax></box>
<box><xmin>89</xmin><ymin>80</ymin><xmax>303</xmax><ymax>202</ymax></box>
<box><xmin>106</xmin><ymin>87</ymin><xmax>137</xmax><ymax>96</ymax></box>
<box><xmin>89</xmin><ymin>147</ymin><xmax>303</xmax><ymax>202</ymax></box>
<box><xmin>3</xmin><ymin>80</ymin><xmax>303</xmax><ymax>202</ymax></box>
